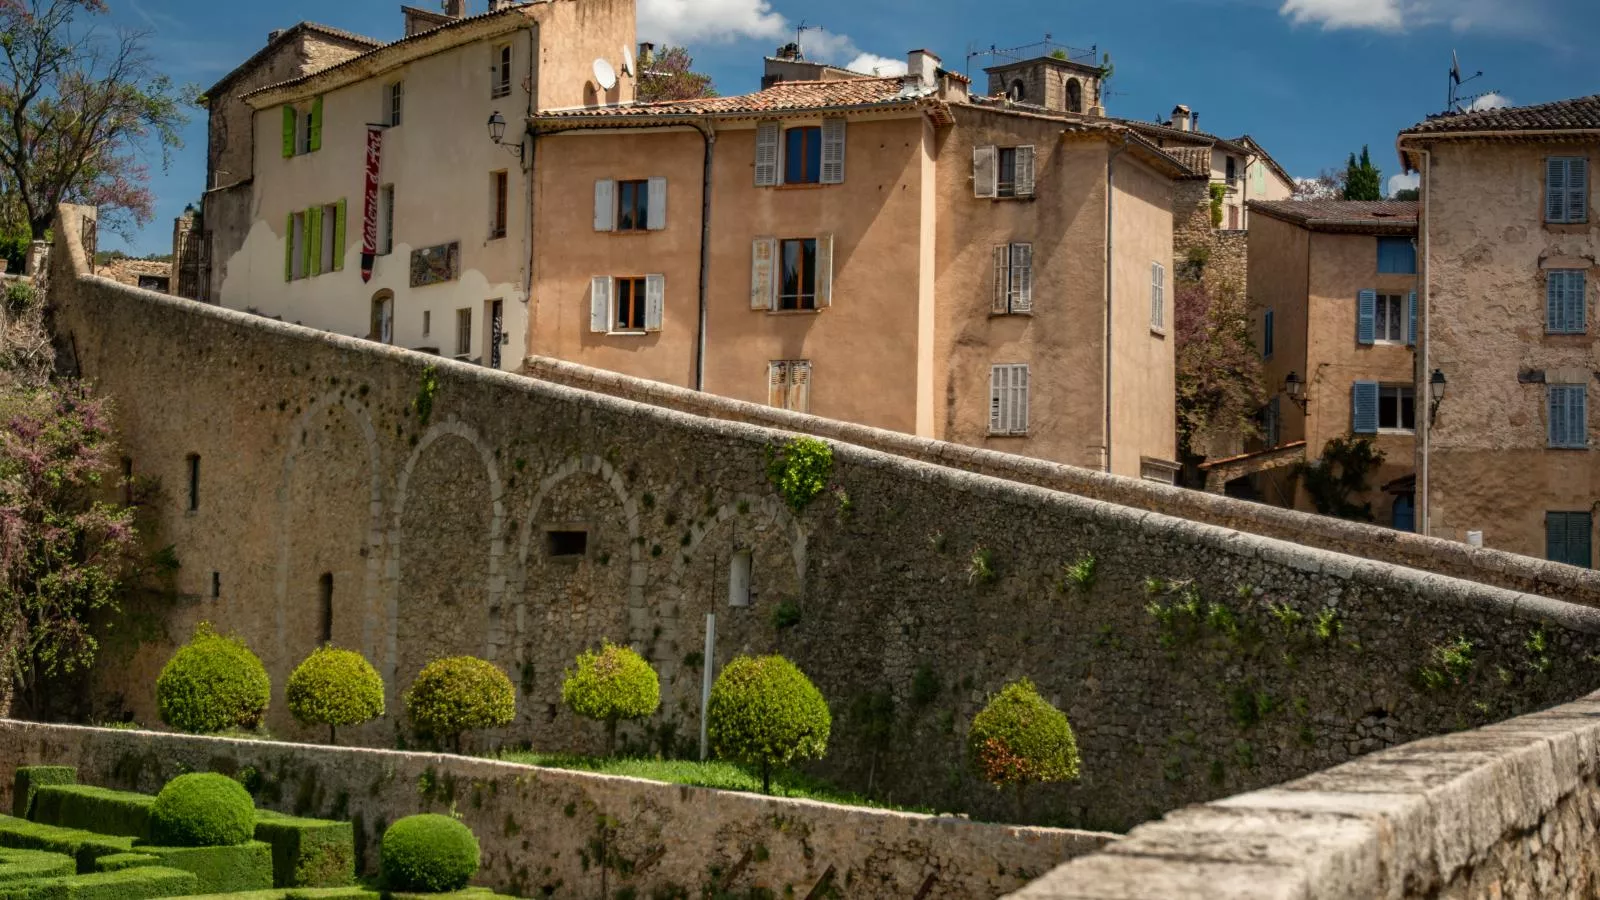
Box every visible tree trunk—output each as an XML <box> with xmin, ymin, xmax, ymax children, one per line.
<box><xmin>329</xmin><ymin>724</ymin><xmax>337</xmax><ymax>746</ymax></box>
<box><xmin>0</xmin><ymin>617</ymin><xmax>28</xmax><ymax>720</ymax></box>
<box><xmin>1014</xmin><ymin>782</ymin><xmax>1028</xmax><ymax>824</ymax></box>
<box><xmin>761</xmin><ymin>760</ymin><xmax>772</xmax><ymax>795</ymax></box>
<box><xmin>605</xmin><ymin>718</ymin><xmax>617</xmax><ymax>757</ymax></box>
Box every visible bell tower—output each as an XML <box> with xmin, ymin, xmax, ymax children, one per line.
<box><xmin>983</xmin><ymin>52</ymin><xmax>1106</xmax><ymax>115</ymax></box>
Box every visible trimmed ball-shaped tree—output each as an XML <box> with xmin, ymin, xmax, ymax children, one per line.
<box><xmin>561</xmin><ymin>642</ymin><xmax>660</xmax><ymax>756</ymax></box>
<box><xmin>968</xmin><ymin>678</ymin><xmax>1080</xmax><ymax>820</ymax></box>
<box><xmin>380</xmin><ymin>814</ymin><xmax>480</xmax><ymax>893</ymax></box>
<box><xmin>404</xmin><ymin>656</ymin><xmax>515</xmax><ymax>753</ymax></box>
<box><xmin>707</xmin><ymin>654</ymin><xmax>831</xmax><ymax>793</ymax></box>
<box><xmin>148</xmin><ymin>773</ymin><xmax>257</xmax><ymax>847</ymax></box>
<box><xmin>155</xmin><ymin>623</ymin><xmax>271</xmax><ymax>734</ymax></box>
<box><xmin>287</xmin><ymin>646</ymin><xmax>386</xmax><ymax>745</ymax></box>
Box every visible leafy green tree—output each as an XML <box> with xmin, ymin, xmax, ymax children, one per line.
<box><xmin>155</xmin><ymin>623</ymin><xmax>271</xmax><ymax>734</ymax></box>
<box><xmin>969</xmin><ymin>678</ymin><xmax>1080</xmax><ymax>820</ymax></box>
<box><xmin>636</xmin><ymin>46</ymin><xmax>715</xmax><ymax>104</ymax></box>
<box><xmin>286</xmin><ymin>646</ymin><xmax>386</xmax><ymax>745</ymax></box>
<box><xmin>404</xmin><ymin>656</ymin><xmax>515</xmax><ymax>753</ymax></box>
<box><xmin>561</xmin><ymin>641</ymin><xmax>659</xmax><ymax>755</ymax></box>
<box><xmin>708</xmin><ymin>655</ymin><xmax>831</xmax><ymax>793</ymax></box>
<box><xmin>1392</xmin><ymin>187</ymin><xmax>1420</xmax><ymax>201</ymax></box>
<box><xmin>1342</xmin><ymin>146</ymin><xmax>1383</xmax><ymax>201</ymax></box>
<box><xmin>1176</xmin><ymin>281</ymin><xmax>1268</xmax><ymax>463</ymax></box>
<box><xmin>0</xmin><ymin>0</ymin><xmax>191</xmax><ymax>240</ymax></box>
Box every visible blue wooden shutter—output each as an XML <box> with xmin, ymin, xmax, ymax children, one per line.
<box><xmin>1407</xmin><ymin>291</ymin><xmax>1417</xmax><ymax>346</ymax></box>
<box><xmin>1548</xmin><ymin>271</ymin><xmax>1567</xmax><ymax>332</ymax></box>
<box><xmin>1352</xmin><ymin>381</ymin><xmax>1379</xmax><ymax>434</ymax></box>
<box><xmin>1550</xmin><ymin>385</ymin><xmax>1588</xmax><ymax>448</ymax></box>
<box><xmin>1548</xmin><ymin>512</ymin><xmax>1594</xmax><ymax>568</ymax></box>
<box><xmin>1548</xmin><ymin>158</ymin><xmax>1568</xmax><ymax>223</ymax></box>
<box><xmin>1570</xmin><ymin>158</ymin><xmax>1589</xmax><ymax>223</ymax></box>
<box><xmin>1357</xmin><ymin>290</ymin><xmax>1377</xmax><ymax>345</ymax></box>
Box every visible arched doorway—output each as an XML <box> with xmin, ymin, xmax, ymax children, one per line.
<box><xmin>370</xmin><ymin>290</ymin><xmax>394</xmax><ymax>345</ymax></box>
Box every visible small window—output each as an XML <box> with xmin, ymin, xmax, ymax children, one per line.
<box><xmin>784</xmin><ymin>126</ymin><xmax>822</xmax><ymax>185</ymax></box>
<box><xmin>1226</xmin><ymin>156</ymin><xmax>1238</xmax><ymax>185</ymax></box>
<box><xmin>422</xmin><ymin>310</ymin><xmax>431</xmax><ymax>337</ymax></box>
<box><xmin>989</xmin><ymin>364</ymin><xmax>1030</xmax><ymax>436</ymax></box>
<box><xmin>1549</xmin><ymin>384</ymin><xmax>1589</xmax><ymax>449</ymax></box>
<box><xmin>492</xmin><ymin>44</ymin><xmax>513</xmax><ymax>99</ymax></box>
<box><xmin>1374</xmin><ymin>294</ymin><xmax>1407</xmax><ymax>343</ymax></box>
<box><xmin>298</xmin><ymin>110</ymin><xmax>314</xmax><ymax>155</ymax></box>
<box><xmin>778</xmin><ymin>238</ymin><xmax>818</xmax><ymax>310</ymax></box>
<box><xmin>386</xmin><ymin>80</ymin><xmax>404</xmax><ymax>127</ymax></box>
<box><xmin>1377</xmin><ymin>385</ymin><xmax>1416</xmax><ymax>433</ymax></box>
<box><xmin>1547</xmin><ymin>511</ymin><xmax>1593</xmax><ymax>568</ymax></box>
<box><xmin>1546</xmin><ymin>157</ymin><xmax>1589</xmax><ymax>225</ymax></box>
<box><xmin>767</xmin><ymin>360</ymin><xmax>812</xmax><ymax>413</ymax></box>
<box><xmin>997</xmin><ymin>147</ymin><xmax>1019</xmax><ymax>198</ymax></box>
<box><xmin>320</xmin><ymin>202</ymin><xmax>338</xmax><ymax>274</ymax></box>
<box><xmin>617</xmin><ymin>180</ymin><xmax>649</xmax><ymax>232</ymax></box>
<box><xmin>490</xmin><ymin>170</ymin><xmax>509</xmax><ymax>239</ymax></box>
<box><xmin>290</xmin><ymin>212</ymin><xmax>307</xmax><ymax>279</ymax></box>
<box><xmin>1150</xmin><ymin>263</ymin><xmax>1167</xmax><ymax>332</ymax></box>
<box><xmin>371</xmin><ymin>293</ymin><xmax>394</xmax><ymax>344</ymax></box>
<box><xmin>211</xmin><ymin>572</ymin><xmax>221</xmax><ymax>600</ymax></box>
<box><xmin>992</xmin><ymin>243</ymin><xmax>1032</xmax><ymax>314</ymax></box>
<box><xmin>728</xmin><ymin>551</ymin><xmax>753</xmax><ymax>607</ymax></box>
<box><xmin>319</xmin><ymin>573</ymin><xmax>334</xmax><ymax>643</ymax></box>
<box><xmin>1377</xmin><ymin>237</ymin><xmax>1417</xmax><ymax>274</ymax></box>
<box><xmin>614</xmin><ymin>277</ymin><xmax>647</xmax><ymax>331</ymax></box>
<box><xmin>456</xmin><ymin>308</ymin><xmax>472</xmax><ymax>358</ymax></box>
<box><xmin>546</xmin><ymin>530</ymin><xmax>589</xmax><ymax>558</ymax></box>
<box><xmin>1263</xmin><ymin>308</ymin><xmax>1275</xmax><ymax>359</ymax></box>
<box><xmin>378</xmin><ymin>184</ymin><xmax>395</xmax><ymax>255</ymax></box>
<box><xmin>186</xmin><ymin>454</ymin><xmax>200</xmax><ymax>512</ymax></box>
<box><xmin>1547</xmin><ymin>269</ymin><xmax>1588</xmax><ymax>334</ymax></box>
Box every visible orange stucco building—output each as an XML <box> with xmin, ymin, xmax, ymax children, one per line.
<box><xmin>529</xmin><ymin>51</ymin><xmax>1186</xmax><ymax>478</ymax></box>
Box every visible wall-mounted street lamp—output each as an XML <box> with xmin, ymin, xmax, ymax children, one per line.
<box><xmin>1283</xmin><ymin>371</ymin><xmax>1309</xmax><ymax>413</ymax></box>
<box><xmin>486</xmin><ymin>111</ymin><xmax>524</xmax><ymax>160</ymax></box>
<box><xmin>1429</xmin><ymin>368</ymin><xmax>1448</xmax><ymax>425</ymax></box>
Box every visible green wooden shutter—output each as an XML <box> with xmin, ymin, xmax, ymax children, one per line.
<box><xmin>282</xmin><ymin>107</ymin><xmax>296</xmax><ymax>158</ymax></box>
<box><xmin>333</xmin><ymin>200</ymin><xmax>347</xmax><ymax>271</ymax></box>
<box><xmin>305</xmin><ymin>207</ymin><xmax>320</xmax><ymax>277</ymax></box>
<box><xmin>284</xmin><ymin>213</ymin><xmax>295</xmax><ymax>280</ymax></box>
<box><xmin>309</xmin><ymin>96</ymin><xmax>324</xmax><ymax>153</ymax></box>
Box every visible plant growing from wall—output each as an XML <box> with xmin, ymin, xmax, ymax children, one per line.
<box><xmin>765</xmin><ymin>437</ymin><xmax>833</xmax><ymax>513</ymax></box>
<box><xmin>1208</xmin><ymin>184</ymin><xmax>1226</xmax><ymax>228</ymax></box>
<box><xmin>967</xmin><ymin>547</ymin><xmax>996</xmax><ymax>586</ymax></box>
<box><xmin>155</xmin><ymin>623</ymin><xmax>271</xmax><ymax>734</ymax></box>
<box><xmin>413</xmin><ymin>365</ymin><xmax>440</xmax><ymax>426</ymax></box>
<box><xmin>561</xmin><ymin>642</ymin><xmax>661</xmax><ymax>756</ymax></box>
<box><xmin>1295</xmin><ymin>436</ymin><xmax>1385</xmax><ymax>522</ymax></box>
<box><xmin>1525</xmin><ymin>628</ymin><xmax>1551</xmax><ymax>675</ymax></box>
<box><xmin>771</xmin><ymin>599</ymin><xmax>802</xmax><ymax>631</ymax></box>
<box><xmin>1418</xmin><ymin>635</ymin><xmax>1475</xmax><ymax>691</ymax></box>
<box><xmin>969</xmin><ymin>678</ymin><xmax>1080</xmax><ymax>820</ymax></box>
<box><xmin>404</xmin><ymin>656</ymin><xmax>516</xmax><ymax>753</ymax></box>
<box><xmin>286</xmin><ymin>646</ymin><xmax>386</xmax><ymax>745</ymax></box>
<box><xmin>707</xmin><ymin>655</ymin><xmax>831</xmax><ymax>793</ymax></box>
<box><xmin>1059</xmin><ymin>554</ymin><xmax>1097</xmax><ymax>595</ymax></box>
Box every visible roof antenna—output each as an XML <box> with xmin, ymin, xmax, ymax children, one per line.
<box><xmin>794</xmin><ymin>21</ymin><xmax>824</xmax><ymax>59</ymax></box>
<box><xmin>1446</xmin><ymin>50</ymin><xmax>1488</xmax><ymax>113</ymax></box>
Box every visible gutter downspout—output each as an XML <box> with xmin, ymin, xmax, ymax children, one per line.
<box><xmin>1415</xmin><ymin>146</ymin><xmax>1433</xmax><ymax>536</ymax></box>
<box><xmin>519</xmin><ymin>22</ymin><xmax>537</xmax><ymax>361</ymax></box>
<box><xmin>1104</xmin><ymin>134</ymin><xmax>1131</xmax><ymax>473</ymax></box>
<box><xmin>694</xmin><ymin>118</ymin><xmax>715</xmax><ymax>392</ymax></box>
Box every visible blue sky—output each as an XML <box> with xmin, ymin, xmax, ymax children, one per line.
<box><xmin>105</xmin><ymin>0</ymin><xmax>1599</xmax><ymax>255</ymax></box>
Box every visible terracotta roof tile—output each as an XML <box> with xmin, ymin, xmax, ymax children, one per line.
<box><xmin>1249</xmin><ymin>200</ymin><xmax>1418</xmax><ymax>232</ymax></box>
<box><xmin>1402</xmin><ymin>94</ymin><xmax>1600</xmax><ymax>135</ymax></box>
<box><xmin>542</xmin><ymin>77</ymin><xmax>913</xmax><ymax>119</ymax></box>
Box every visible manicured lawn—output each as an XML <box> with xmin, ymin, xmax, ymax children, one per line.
<box><xmin>495</xmin><ymin>752</ymin><xmax>931</xmax><ymax>814</ymax></box>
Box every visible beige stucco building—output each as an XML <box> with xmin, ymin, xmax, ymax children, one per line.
<box><xmin>1399</xmin><ymin>95</ymin><xmax>1600</xmax><ymax>565</ymax></box>
<box><xmin>213</xmin><ymin>0</ymin><xmax>635</xmax><ymax>370</ymax></box>
<box><xmin>1123</xmin><ymin>107</ymin><xmax>1295</xmax><ymax>232</ymax></box>
<box><xmin>1213</xmin><ymin>200</ymin><xmax>1419</xmax><ymax>526</ymax></box>
<box><xmin>527</xmin><ymin>51</ymin><xmax>1185</xmax><ymax>476</ymax></box>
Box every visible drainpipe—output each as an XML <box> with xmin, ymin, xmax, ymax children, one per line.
<box><xmin>694</xmin><ymin>118</ymin><xmax>715</xmax><ymax>392</ymax></box>
<box><xmin>1416</xmin><ymin>147</ymin><xmax>1433</xmax><ymax>535</ymax></box>
<box><xmin>520</xmin><ymin>23</ymin><xmax>537</xmax><ymax>359</ymax></box>
<box><xmin>1103</xmin><ymin>133</ymin><xmax>1131</xmax><ymax>473</ymax></box>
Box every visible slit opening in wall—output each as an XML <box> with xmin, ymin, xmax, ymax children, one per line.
<box><xmin>546</xmin><ymin>529</ymin><xmax>589</xmax><ymax>559</ymax></box>
<box><xmin>211</xmin><ymin>571</ymin><xmax>220</xmax><ymax>600</ymax></box>
<box><xmin>728</xmin><ymin>550</ymin><xmax>753</xmax><ymax>608</ymax></box>
<box><xmin>319</xmin><ymin>573</ymin><xmax>333</xmax><ymax>644</ymax></box>
<box><xmin>186</xmin><ymin>454</ymin><xmax>200</xmax><ymax>512</ymax></box>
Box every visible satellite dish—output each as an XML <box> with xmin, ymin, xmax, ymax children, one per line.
<box><xmin>620</xmin><ymin>45</ymin><xmax>635</xmax><ymax>77</ymax></box>
<box><xmin>593</xmin><ymin>58</ymin><xmax>618</xmax><ymax>91</ymax></box>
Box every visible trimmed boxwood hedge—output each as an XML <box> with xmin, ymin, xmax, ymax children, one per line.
<box><xmin>132</xmin><ymin>840</ymin><xmax>273</xmax><ymax>894</ymax></box>
<box><xmin>252</xmin><ymin>816</ymin><xmax>354</xmax><ymax>888</ymax></box>
<box><xmin>379</xmin><ymin>814</ymin><xmax>479</xmax><ymax>893</ymax></box>
<box><xmin>10</xmin><ymin>768</ymin><xmax>75</xmax><ymax>819</ymax></box>
<box><xmin>0</xmin><ymin>863</ymin><xmax>198</xmax><ymax>899</ymax></box>
<box><xmin>148</xmin><ymin>774</ymin><xmax>256</xmax><ymax>848</ymax></box>
<box><xmin>0</xmin><ymin>848</ymin><xmax>74</xmax><ymax>884</ymax></box>
<box><xmin>155</xmin><ymin>623</ymin><xmax>271</xmax><ymax>734</ymax></box>
<box><xmin>89</xmin><ymin>852</ymin><xmax>158</xmax><ymax>873</ymax></box>
<box><xmin>29</xmin><ymin>786</ymin><xmax>153</xmax><ymax>840</ymax></box>
<box><xmin>0</xmin><ymin>814</ymin><xmax>136</xmax><ymax>870</ymax></box>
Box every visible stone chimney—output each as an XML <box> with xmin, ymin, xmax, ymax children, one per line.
<box><xmin>443</xmin><ymin>0</ymin><xmax>466</xmax><ymax>16</ymax></box>
<box><xmin>1192</xmin><ymin>110</ymin><xmax>1201</xmax><ymax>133</ymax></box>
<box><xmin>906</xmin><ymin>49</ymin><xmax>941</xmax><ymax>91</ymax></box>
<box><xmin>1170</xmin><ymin>104</ymin><xmax>1192</xmax><ymax>131</ymax></box>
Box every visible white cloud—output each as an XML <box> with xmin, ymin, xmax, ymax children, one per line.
<box><xmin>1279</xmin><ymin>0</ymin><xmax>1402</xmax><ymax>30</ymax></box>
<box><xmin>1469</xmin><ymin>91</ymin><xmax>1512</xmax><ymax>110</ymax></box>
<box><xmin>1388</xmin><ymin>172</ymin><xmax>1420</xmax><ymax>196</ymax></box>
<box><xmin>637</xmin><ymin>0</ymin><xmax>902</xmax><ymax>75</ymax></box>
<box><xmin>1275</xmin><ymin>0</ymin><xmax>1547</xmax><ymax>34</ymax></box>
<box><xmin>844</xmin><ymin>53</ymin><xmax>908</xmax><ymax>76</ymax></box>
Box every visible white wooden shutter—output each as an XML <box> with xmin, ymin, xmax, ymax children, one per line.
<box><xmin>1151</xmin><ymin>263</ymin><xmax>1166</xmax><ymax>330</ymax></box>
<box><xmin>815</xmin><ymin>233</ymin><xmax>834</xmax><ymax>307</ymax></box>
<box><xmin>992</xmin><ymin>245</ymin><xmax>1009</xmax><ymax>313</ymax></box>
<box><xmin>1012</xmin><ymin>365</ymin><xmax>1030</xmax><ymax>433</ymax></box>
<box><xmin>594</xmin><ymin>179</ymin><xmax>616</xmax><ymax>231</ymax></box>
<box><xmin>647</xmin><ymin>177</ymin><xmax>667</xmax><ymax>230</ymax></box>
<box><xmin>767</xmin><ymin>361</ymin><xmax>788</xmax><ymax>408</ymax></box>
<box><xmin>751</xmin><ymin>237</ymin><xmax>776</xmax><ymax>309</ymax></box>
<box><xmin>1010</xmin><ymin>243</ymin><xmax>1033</xmax><ymax>313</ymax></box>
<box><xmin>789</xmin><ymin>361</ymin><xmax>812</xmax><ymax>413</ymax></box>
<box><xmin>1014</xmin><ymin>145</ymin><xmax>1036</xmax><ymax>197</ymax></box>
<box><xmin>755</xmin><ymin>122</ymin><xmax>781</xmax><ymax>187</ymax></box>
<box><xmin>590</xmin><ymin>276</ymin><xmax>612</xmax><ymax>332</ymax></box>
<box><xmin>644</xmin><ymin>274</ymin><xmax>665</xmax><ymax>332</ymax></box>
<box><xmin>821</xmin><ymin>118</ymin><xmax>846</xmax><ymax>184</ymax></box>
<box><xmin>989</xmin><ymin>365</ymin><xmax>1006</xmax><ymax>433</ymax></box>
<box><xmin>973</xmin><ymin>146</ymin><xmax>997</xmax><ymax>198</ymax></box>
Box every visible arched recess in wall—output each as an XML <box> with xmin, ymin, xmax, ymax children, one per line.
<box><xmin>1066</xmin><ymin>78</ymin><xmax>1083</xmax><ymax>113</ymax></box>
<box><xmin>370</xmin><ymin>290</ymin><xmax>395</xmax><ymax>345</ymax></box>
<box><xmin>386</xmin><ymin>417</ymin><xmax>505</xmax><ymax>709</ymax></box>
<box><xmin>511</xmin><ymin>455</ymin><xmax>640</xmax><ymax>749</ymax></box>
<box><xmin>273</xmin><ymin>391</ymin><xmax>384</xmax><ymax>709</ymax></box>
<box><xmin>659</xmin><ymin>495</ymin><xmax>804</xmax><ymax>734</ymax></box>
<box><xmin>1009</xmin><ymin>79</ymin><xmax>1027</xmax><ymax>102</ymax></box>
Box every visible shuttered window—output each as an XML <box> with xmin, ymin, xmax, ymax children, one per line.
<box><xmin>767</xmin><ymin>361</ymin><xmax>812</xmax><ymax>413</ymax></box>
<box><xmin>616</xmin><ymin>180</ymin><xmax>648</xmax><ymax>232</ymax></box>
<box><xmin>1351</xmin><ymin>380</ymin><xmax>1379</xmax><ymax>434</ymax></box>
<box><xmin>490</xmin><ymin>171</ymin><xmax>509</xmax><ymax>239</ymax></box>
<box><xmin>384</xmin><ymin>81</ymin><xmax>404</xmax><ymax>127</ymax></box>
<box><xmin>1549</xmin><ymin>384</ymin><xmax>1589</xmax><ymax>448</ymax></box>
<box><xmin>820</xmin><ymin>118</ymin><xmax>846</xmax><ymax>184</ymax></box>
<box><xmin>991</xmin><ymin>243</ymin><xmax>1033</xmax><ymax>314</ymax></box>
<box><xmin>456</xmin><ymin>308</ymin><xmax>472</xmax><ymax>358</ymax></box>
<box><xmin>976</xmin><ymin>145</ymin><xmax>1035</xmax><ymax>198</ymax></box>
<box><xmin>1546</xmin><ymin>157</ymin><xmax>1589</xmax><ymax>224</ymax></box>
<box><xmin>1547</xmin><ymin>511</ymin><xmax>1594</xmax><ymax>568</ymax></box>
<box><xmin>590</xmin><ymin>274</ymin><xmax>664</xmax><ymax>334</ymax></box>
<box><xmin>754</xmin><ymin>122</ymin><xmax>781</xmax><ymax>187</ymax></box>
<box><xmin>1376</xmin><ymin>237</ymin><xmax>1416</xmax><ymax>274</ymax></box>
<box><xmin>784</xmin><ymin>126</ymin><xmax>822</xmax><ymax>184</ymax></box>
<box><xmin>1150</xmin><ymin>262</ymin><xmax>1166</xmax><ymax>331</ymax></box>
<box><xmin>378</xmin><ymin>184</ymin><xmax>395</xmax><ymax>255</ymax></box>
<box><xmin>1547</xmin><ymin>270</ymin><xmax>1587</xmax><ymax>334</ymax></box>
<box><xmin>989</xmin><ymin>364</ymin><xmax>1030</xmax><ymax>436</ymax></box>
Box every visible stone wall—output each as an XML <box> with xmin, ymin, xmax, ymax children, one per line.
<box><xmin>1011</xmin><ymin>687</ymin><xmax>1600</xmax><ymax>898</ymax></box>
<box><xmin>0</xmin><ymin>721</ymin><xmax>1112</xmax><ymax>900</ymax></box>
<box><xmin>1171</xmin><ymin>178</ymin><xmax>1247</xmax><ymax>294</ymax></box>
<box><xmin>45</xmin><ymin>206</ymin><xmax>1600</xmax><ymax>831</ymax></box>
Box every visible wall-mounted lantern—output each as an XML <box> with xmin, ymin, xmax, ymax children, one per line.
<box><xmin>1429</xmin><ymin>368</ymin><xmax>1448</xmax><ymax>425</ymax></box>
<box><xmin>1283</xmin><ymin>371</ymin><xmax>1309</xmax><ymax>413</ymax></box>
<box><xmin>486</xmin><ymin>111</ymin><xmax>524</xmax><ymax>160</ymax></box>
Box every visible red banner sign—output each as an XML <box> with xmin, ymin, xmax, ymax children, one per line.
<box><xmin>360</xmin><ymin>126</ymin><xmax>383</xmax><ymax>283</ymax></box>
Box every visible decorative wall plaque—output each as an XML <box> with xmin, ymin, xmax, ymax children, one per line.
<box><xmin>410</xmin><ymin>241</ymin><xmax>461</xmax><ymax>287</ymax></box>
